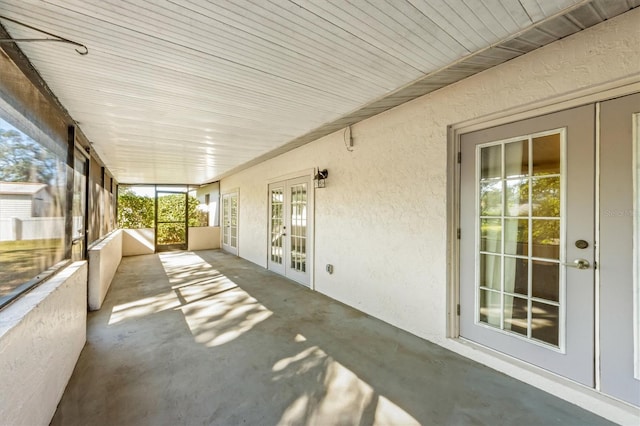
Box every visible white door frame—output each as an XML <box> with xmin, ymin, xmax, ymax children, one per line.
<box><xmin>447</xmin><ymin>79</ymin><xmax>640</xmax><ymax>402</ymax></box>
<box><xmin>266</xmin><ymin>170</ymin><xmax>314</xmax><ymax>288</ymax></box>
<box><xmin>221</xmin><ymin>189</ymin><xmax>239</xmax><ymax>256</ymax></box>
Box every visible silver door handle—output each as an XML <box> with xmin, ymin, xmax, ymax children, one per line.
<box><xmin>564</xmin><ymin>259</ymin><xmax>590</xmax><ymax>270</ymax></box>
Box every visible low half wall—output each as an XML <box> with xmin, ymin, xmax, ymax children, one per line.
<box><xmin>122</xmin><ymin>228</ymin><xmax>155</xmax><ymax>256</ymax></box>
<box><xmin>188</xmin><ymin>226</ymin><xmax>221</xmax><ymax>251</ymax></box>
<box><xmin>0</xmin><ymin>261</ymin><xmax>87</xmax><ymax>426</ymax></box>
<box><xmin>88</xmin><ymin>230</ymin><xmax>122</xmax><ymax>311</ymax></box>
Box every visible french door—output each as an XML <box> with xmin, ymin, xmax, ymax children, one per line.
<box><xmin>221</xmin><ymin>191</ymin><xmax>238</xmax><ymax>255</ymax></box>
<box><xmin>459</xmin><ymin>93</ymin><xmax>640</xmax><ymax>406</ymax></box>
<box><xmin>268</xmin><ymin>177</ymin><xmax>311</xmax><ymax>286</ymax></box>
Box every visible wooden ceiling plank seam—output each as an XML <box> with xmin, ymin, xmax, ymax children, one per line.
<box><xmin>440</xmin><ymin>0</ymin><xmax>504</xmax><ymax>45</ymax></box>
<box><xmin>96</xmin><ymin>0</ymin><xmax>394</xmax><ymax>95</ymax></box>
<box><xmin>363</xmin><ymin>0</ymin><xmax>466</xmax><ymax>66</ymax></box>
<box><xmin>471</xmin><ymin>0</ymin><xmax>521</xmax><ymax>36</ymax></box>
<box><xmin>17</xmin><ymin>57</ymin><xmax>356</xmax><ymax>119</ymax></box>
<box><xmin>368</xmin><ymin>0</ymin><xmax>470</xmax><ymax>66</ymax></box>
<box><xmin>0</xmin><ymin>13</ymin><xmax>373</xmax><ymax>110</ymax></box>
<box><xmin>16</xmin><ymin>3</ymin><xmax>371</xmax><ymax>103</ymax></box>
<box><xmin>518</xmin><ymin>0</ymin><xmax>547</xmax><ymax>21</ymax></box>
<box><xmin>323</xmin><ymin>0</ymin><xmax>444</xmax><ymax>70</ymax></box>
<box><xmin>45</xmin><ymin>0</ymin><xmax>416</xmax><ymax>87</ymax></box>
<box><xmin>20</xmin><ymin>44</ymin><xmax>365</xmax><ymax>111</ymax></box>
<box><xmin>290</xmin><ymin>0</ymin><xmax>424</xmax><ymax>72</ymax></box>
<box><xmin>236</xmin><ymin>0</ymin><xmax>412</xmax><ymax>88</ymax></box>
<box><xmin>225</xmin><ymin>0</ymin><xmax>420</xmax><ymax>76</ymax></box>
<box><xmin>406</xmin><ymin>0</ymin><xmax>484</xmax><ymax>52</ymax></box>
<box><xmin>182</xmin><ymin>0</ymin><xmax>419</xmax><ymax>84</ymax></box>
<box><xmin>497</xmin><ymin>0</ymin><xmax>536</xmax><ymax>27</ymax></box>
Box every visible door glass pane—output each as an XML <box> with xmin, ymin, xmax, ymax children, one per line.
<box><xmin>480</xmin><ymin>218</ymin><xmax>501</xmax><ymax>253</ymax></box>
<box><xmin>505</xmin><ymin>140</ymin><xmax>528</xmax><ymax>178</ymax></box>
<box><xmin>532</xmin><ymin>219</ymin><xmax>560</xmax><ymax>259</ymax></box>
<box><xmin>532</xmin><ymin>260</ymin><xmax>560</xmax><ymax>302</ymax></box>
<box><xmin>504</xmin><ymin>257</ymin><xmax>528</xmax><ymax>295</ymax></box>
<box><xmin>479</xmin><ymin>290</ymin><xmax>501</xmax><ymax>327</ymax></box>
<box><xmin>480</xmin><ymin>181</ymin><xmax>502</xmax><ymax>216</ymax></box>
<box><xmin>503</xmin><ymin>295</ymin><xmax>528</xmax><ymax>336</ymax></box>
<box><xmin>479</xmin><ymin>254</ymin><xmax>501</xmax><ymax>290</ymax></box>
<box><xmin>476</xmin><ymin>131</ymin><xmax>563</xmax><ymax>347</ymax></box>
<box><xmin>270</xmin><ymin>188</ymin><xmax>284</xmax><ymax>265</ymax></box>
<box><xmin>480</xmin><ymin>145</ymin><xmax>502</xmax><ymax>179</ymax></box>
<box><xmin>531</xmin><ymin>177</ymin><xmax>560</xmax><ymax>217</ymax></box>
<box><xmin>505</xmin><ymin>179</ymin><xmax>529</xmax><ymax>216</ymax></box>
<box><xmin>289</xmin><ymin>184</ymin><xmax>307</xmax><ymax>273</ymax></box>
<box><xmin>531</xmin><ymin>301</ymin><xmax>559</xmax><ymax>345</ymax></box>
<box><xmin>504</xmin><ymin>219</ymin><xmax>528</xmax><ymax>256</ymax></box>
<box><xmin>532</xmin><ymin>133</ymin><xmax>560</xmax><ymax>175</ymax></box>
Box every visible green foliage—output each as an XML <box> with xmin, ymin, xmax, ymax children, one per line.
<box><xmin>117</xmin><ymin>189</ymin><xmax>209</xmax><ymax>245</ymax></box>
<box><xmin>117</xmin><ymin>189</ymin><xmax>154</xmax><ymax>228</ymax></box>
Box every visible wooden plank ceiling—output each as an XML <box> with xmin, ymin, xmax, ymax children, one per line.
<box><xmin>0</xmin><ymin>0</ymin><xmax>636</xmax><ymax>184</ymax></box>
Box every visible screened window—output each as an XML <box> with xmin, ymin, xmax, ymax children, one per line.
<box><xmin>0</xmin><ymin>117</ymin><xmax>68</xmax><ymax>308</ymax></box>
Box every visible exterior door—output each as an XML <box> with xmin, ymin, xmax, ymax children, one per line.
<box><xmin>221</xmin><ymin>191</ymin><xmax>238</xmax><ymax>255</ymax></box>
<box><xmin>599</xmin><ymin>92</ymin><xmax>640</xmax><ymax>406</ymax></box>
<box><xmin>155</xmin><ymin>190</ymin><xmax>187</xmax><ymax>251</ymax></box>
<box><xmin>268</xmin><ymin>177</ymin><xmax>311</xmax><ymax>286</ymax></box>
<box><xmin>460</xmin><ymin>104</ymin><xmax>596</xmax><ymax>386</ymax></box>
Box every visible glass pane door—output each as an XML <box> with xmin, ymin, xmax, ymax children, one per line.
<box><xmin>221</xmin><ymin>192</ymin><xmax>238</xmax><ymax>255</ymax></box>
<box><xmin>460</xmin><ymin>104</ymin><xmax>595</xmax><ymax>386</ymax></box>
<box><xmin>267</xmin><ymin>177</ymin><xmax>311</xmax><ymax>286</ymax></box>
<box><xmin>156</xmin><ymin>191</ymin><xmax>187</xmax><ymax>251</ymax></box>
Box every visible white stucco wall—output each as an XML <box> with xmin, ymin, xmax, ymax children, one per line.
<box><xmin>88</xmin><ymin>229</ymin><xmax>123</xmax><ymax>311</ymax></box>
<box><xmin>0</xmin><ymin>261</ymin><xmax>87</xmax><ymax>426</ymax></box>
<box><xmin>188</xmin><ymin>226</ymin><xmax>221</xmax><ymax>251</ymax></box>
<box><xmin>122</xmin><ymin>228</ymin><xmax>155</xmax><ymax>256</ymax></box>
<box><xmin>221</xmin><ymin>9</ymin><xmax>640</xmax><ymax>344</ymax></box>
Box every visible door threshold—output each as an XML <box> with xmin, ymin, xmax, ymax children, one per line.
<box><xmin>440</xmin><ymin>337</ymin><xmax>640</xmax><ymax>424</ymax></box>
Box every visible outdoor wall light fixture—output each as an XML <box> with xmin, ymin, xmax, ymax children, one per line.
<box><xmin>314</xmin><ymin>168</ymin><xmax>328</xmax><ymax>188</ymax></box>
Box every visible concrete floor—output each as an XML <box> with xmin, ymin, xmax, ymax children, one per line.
<box><xmin>51</xmin><ymin>250</ymin><xmax>612</xmax><ymax>426</ymax></box>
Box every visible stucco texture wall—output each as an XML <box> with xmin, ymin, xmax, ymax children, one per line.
<box><xmin>220</xmin><ymin>9</ymin><xmax>640</xmax><ymax>343</ymax></box>
<box><xmin>0</xmin><ymin>262</ymin><xmax>87</xmax><ymax>426</ymax></box>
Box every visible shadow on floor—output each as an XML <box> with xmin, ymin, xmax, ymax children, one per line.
<box><xmin>51</xmin><ymin>250</ymin><xmax>612</xmax><ymax>426</ymax></box>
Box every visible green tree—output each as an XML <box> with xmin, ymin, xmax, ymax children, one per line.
<box><xmin>0</xmin><ymin>127</ymin><xmax>58</xmax><ymax>184</ymax></box>
<box><xmin>117</xmin><ymin>189</ymin><xmax>154</xmax><ymax>228</ymax></box>
<box><xmin>118</xmin><ymin>190</ymin><xmax>208</xmax><ymax>244</ymax></box>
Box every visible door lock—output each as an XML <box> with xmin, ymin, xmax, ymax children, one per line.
<box><xmin>564</xmin><ymin>259</ymin><xmax>591</xmax><ymax>270</ymax></box>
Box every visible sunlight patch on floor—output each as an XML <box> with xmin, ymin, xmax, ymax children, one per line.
<box><xmin>109</xmin><ymin>291</ymin><xmax>180</xmax><ymax>325</ymax></box>
<box><xmin>160</xmin><ymin>251</ymin><xmax>272</xmax><ymax>347</ymax></box>
<box><xmin>275</xmin><ymin>345</ymin><xmax>419</xmax><ymax>425</ymax></box>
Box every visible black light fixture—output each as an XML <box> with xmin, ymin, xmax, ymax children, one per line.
<box><xmin>314</xmin><ymin>168</ymin><xmax>328</xmax><ymax>188</ymax></box>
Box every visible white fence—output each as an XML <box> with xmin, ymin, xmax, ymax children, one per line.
<box><xmin>0</xmin><ymin>217</ymin><xmax>83</xmax><ymax>242</ymax></box>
